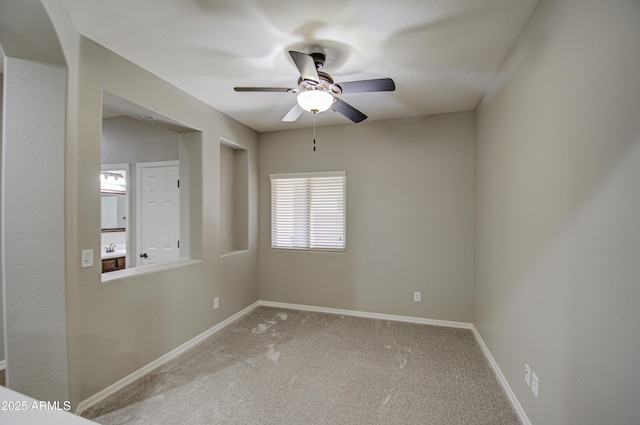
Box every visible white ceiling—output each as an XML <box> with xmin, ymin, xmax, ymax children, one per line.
<box><xmin>63</xmin><ymin>0</ymin><xmax>539</xmax><ymax>132</ymax></box>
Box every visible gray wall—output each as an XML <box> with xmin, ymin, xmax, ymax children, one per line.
<box><xmin>3</xmin><ymin>57</ymin><xmax>68</xmax><ymax>401</ymax></box>
<box><xmin>259</xmin><ymin>113</ymin><xmax>475</xmax><ymax>322</ymax></box>
<box><xmin>0</xmin><ymin>0</ymin><xmax>69</xmax><ymax>402</ymax></box>
<box><xmin>475</xmin><ymin>0</ymin><xmax>640</xmax><ymax>423</ymax></box>
<box><xmin>102</xmin><ymin>116</ymin><xmax>179</xmax><ymax>165</ymax></box>
<box><xmin>0</xmin><ymin>0</ymin><xmax>71</xmax><ymax>401</ymax></box>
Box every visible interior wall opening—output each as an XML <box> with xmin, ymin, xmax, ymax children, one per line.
<box><xmin>101</xmin><ymin>91</ymin><xmax>202</xmax><ymax>278</ymax></box>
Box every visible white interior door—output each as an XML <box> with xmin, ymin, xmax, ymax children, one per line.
<box><xmin>137</xmin><ymin>162</ymin><xmax>180</xmax><ymax>266</ymax></box>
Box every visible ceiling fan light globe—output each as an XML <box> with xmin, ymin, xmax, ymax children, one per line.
<box><xmin>297</xmin><ymin>90</ymin><xmax>334</xmax><ymax>113</ymax></box>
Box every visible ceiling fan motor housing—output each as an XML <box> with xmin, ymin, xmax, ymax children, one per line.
<box><xmin>310</xmin><ymin>52</ymin><xmax>326</xmax><ymax>69</ymax></box>
<box><xmin>298</xmin><ymin>71</ymin><xmax>341</xmax><ymax>95</ymax></box>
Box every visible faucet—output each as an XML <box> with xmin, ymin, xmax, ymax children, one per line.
<box><xmin>106</xmin><ymin>243</ymin><xmax>117</xmax><ymax>253</ymax></box>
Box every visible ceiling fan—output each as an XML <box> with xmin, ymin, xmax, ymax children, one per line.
<box><xmin>234</xmin><ymin>50</ymin><xmax>396</xmax><ymax>123</ymax></box>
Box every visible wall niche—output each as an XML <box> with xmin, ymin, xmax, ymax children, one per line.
<box><xmin>220</xmin><ymin>138</ymin><xmax>248</xmax><ymax>255</ymax></box>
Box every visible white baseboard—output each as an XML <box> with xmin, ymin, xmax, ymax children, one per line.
<box><xmin>0</xmin><ymin>359</ymin><xmax>6</xmax><ymax>370</ymax></box>
<box><xmin>472</xmin><ymin>326</ymin><xmax>531</xmax><ymax>425</ymax></box>
<box><xmin>258</xmin><ymin>300</ymin><xmax>473</xmax><ymax>329</ymax></box>
<box><xmin>75</xmin><ymin>301</ymin><xmax>260</xmax><ymax>416</ymax></box>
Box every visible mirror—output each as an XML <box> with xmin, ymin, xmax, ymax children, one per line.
<box><xmin>101</xmin><ymin>165</ymin><xmax>130</xmax><ymax>273</ymax></box>
<box><xmin>101</xmin><ymin>192</ymin><xmax>126</xmax><ymax>230</ymax></box>
<box><xmin>100</xmin><ymin>168</ymin><xmax>128</xmax><ymax>231</ymax></box>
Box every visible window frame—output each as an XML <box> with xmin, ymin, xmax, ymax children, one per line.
<box><xmin>270</xmin><ymin>171</ymin><xmax>347</xmax><ymax>252</ymax></box>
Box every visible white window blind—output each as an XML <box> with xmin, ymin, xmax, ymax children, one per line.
<box><xmin>270</xmin><ymin>171</ymin><xmax>346</xmax><ymax>251</ymax></box>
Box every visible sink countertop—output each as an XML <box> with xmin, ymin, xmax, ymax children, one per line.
<box><xmin>102</xmin><ymin>245</ymin><xmax>126</xmax><ymax>259</ymax></box>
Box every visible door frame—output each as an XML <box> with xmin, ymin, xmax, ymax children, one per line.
<box><xmin>135</xmin><ymin>160</ymin><xmax>180</xmax><ymax>267</ymax></box>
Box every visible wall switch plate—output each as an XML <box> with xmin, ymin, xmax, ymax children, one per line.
<box><xmin>81</xmin><ymin>249</ymin><xmax>94</xmax><ymax>268</ymax></box>
<box><xmin>213</xmin><ymin>297</ymin><xmax>219</xmax><ymax>310</ymax></box>
<box><xmin>413</xmin><ymin>291</ymin><xmax>422</xmax><ymax>302</ymax></box>
<box><xmin>531</xmin><ymin>372</ymin><xmax>539</xmax><ymax>398</ymax></box>
<box><xmin>524</xmin><ymin>363</ymin><xmax>531</xmax><ymax>386</ymax></box>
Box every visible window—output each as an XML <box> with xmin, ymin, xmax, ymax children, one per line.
<box><xmin>270</xmin><ymin>171</ymin><xmax>346</xmax><ymax>251</ymax></box>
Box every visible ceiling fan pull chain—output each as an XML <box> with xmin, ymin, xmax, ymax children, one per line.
<box><xmin>313</xmin><ymin>112</ymin><xmax>317</xmax><ymax>152</ymax></box>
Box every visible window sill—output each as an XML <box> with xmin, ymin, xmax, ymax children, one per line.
<box><xmin>101</xmin><ymin>259</ymin><xmax>202</xmax><ymax>283</ymax></box>
<box><xmin>271</xmin><ymin>247</ymin><xmax>346</xmax><ymax>253</ymax></box>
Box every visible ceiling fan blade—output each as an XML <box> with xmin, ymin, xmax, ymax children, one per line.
<box><xmin>333</xmin><ymin>98</ymin><xmax>367</xmax><ymax>123</ymax></box>
<box><xmin>282</xmin><ymin>103</ymin><xmax>304</xmax><ymax>122</ymax></box>
<box><xmin>289</xmin><ymin>51</ymin><xmax>319</xmax><ymax>84</ymax></box>
<box><xmin>234</xmin><ymin>87</ymin><xmax>291</xmax><ymax>92</ymax></box>
<box><xmin>337</xmin><ymin>78</ymin><xmax>396</xmax><ymax>94</ymax></box>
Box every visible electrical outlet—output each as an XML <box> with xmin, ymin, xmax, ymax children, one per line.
<box><xmin>531</xmin><ymin>372</ymin><xmax>539</xmax><ymax>398</ymax></box>
<box><xmin>524</xmin><ymin>363</ymin><xmax>531</xmax><ymax>386</ymax></box>
<box><xmin>213</xmin><ymin>297</ymin><xmax>219</xmax><ymax>310</ymax></box>
<box><xmin>413</xmin><ymin>291</ymin><xmax>422</xmax><ymax>302</ymax></box>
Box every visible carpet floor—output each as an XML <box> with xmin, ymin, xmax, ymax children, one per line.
<box><xmin>82</xmin><ymin>307</ymin><xmax>521</xmax><ymax>424</ymax></box>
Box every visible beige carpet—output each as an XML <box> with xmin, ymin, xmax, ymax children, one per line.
<box><xmin>82</xmin><ymin>307</ymin><xmax>520</xmax><ymax>424</ymax></box>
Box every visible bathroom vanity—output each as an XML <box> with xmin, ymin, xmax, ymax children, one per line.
<box><xmin>102</xmin><ymin>256</ymin><xmax>126</xmax><ymax>273</ymax></box>
<box><xmin>101</xmin><ymin>245</ymin><xmax>127</xmax><ymax>273</ymax></box>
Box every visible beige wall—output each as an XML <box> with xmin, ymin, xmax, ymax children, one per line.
<box><xmin>259</xmin><ymin>113</ymin><xmax>475</xmax><ymax>322</ymax></box>
<box><xmin>475</xmin><ymin>0</ymin><xmax>640</xmax><ymax>423</ymax></box>
<box><xmin>62</xmin><ymin>36</ymin><xmax>260</xmax><ymax>406</ymax></box>
<box><xmin>2</xmin><ymin>0</ymin><xmax>260</xmax><ymax>407</ymax></box>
